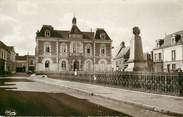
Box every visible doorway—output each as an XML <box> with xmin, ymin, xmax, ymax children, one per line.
<box><xmin>73</xmin><ymin>60</ymin><xmax>79</xmax><ymax>71</ymax></box>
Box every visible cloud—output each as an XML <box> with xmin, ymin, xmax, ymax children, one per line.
<box><xmin>16</xmin><ymin>1</ymin><xmax>38</xmax><ymax>15</ymax></box>
<box><xmin>0</xmin><ymin>14</ymin><xmax>17</xmax><ymax>39</ymax></box>
<box><xmin>0</xmin><ymin>0</ymin><xmax>183</xmax><ymax>55</ymax></box>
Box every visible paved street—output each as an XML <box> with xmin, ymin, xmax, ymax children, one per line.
<box><xmin>0</xmin><ymin>77</ymin><xmax>126</xmax><ymax>116</ymax></box>
<box><xmin>2</xmin><ymin>75</ymin><xmax>183</xmax><ymax>117</ymax></box>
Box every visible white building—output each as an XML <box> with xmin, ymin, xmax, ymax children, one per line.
<box><xmin>153</xmin><ymin>30</ymin><xmax>183</xmax><ymax>72</ymax></box>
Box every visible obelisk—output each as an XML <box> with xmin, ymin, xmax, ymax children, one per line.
<box><xmin>125</xmin><ymin>26</ymin><xmax>147</xmax><ymax>71</ymax></box>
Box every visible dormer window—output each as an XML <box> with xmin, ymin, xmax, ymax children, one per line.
<box><xmin>100</xmin><ymin>33</ymin><xmax>106</xmax><ymax>39</ymax></box>
<box><xmin>159</xmin><ymin>39</ymin><xmax>164</xmax><ymax>47</ymax></box>
<box><xmin>175</xmin><ymin>34</ymin><xmax>181</xmax><ymax>43</ymax></box>
<box><xmin>45</xmin><ymin>30</ymin><xmax>50</xmax><ymax>37</ymax></box>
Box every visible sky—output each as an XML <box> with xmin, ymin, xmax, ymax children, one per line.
<box><xmin>0</xmin><ymin>0</ymin><xmax>183</xmax><ymax>55</ymax></box>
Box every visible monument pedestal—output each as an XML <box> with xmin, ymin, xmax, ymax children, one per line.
<box><xmin>126</xmin><ymin>60</ymin><xmax>147</xmax><ymax>71</ymax></box>
<box><xmin>125</xmin><ymin>26</ymin><xmax>147</xmax><ymax>72</ymax></box>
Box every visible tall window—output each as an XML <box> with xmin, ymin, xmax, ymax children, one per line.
<box><xmin>61</xmin><ymin>61</ymin><xmax>66</xmax><ymax>70</ymax></box>
<box><xmin>45</xmin><ymin>60</ymin><xmax>50</xmax><ymax>68</ymax></box>
<box><xmin>171</xmin><ymin>35</ymin><xmax>175</xmax><ymax>45</ymax></box>
<box><xmin>100</xmin><ymin>60</ymin><xmax>106</xmax><ymax>72</ymax></box>
<box><xmin>167</xmin><ymin>64</ymin><xmax>170</xmax><ymax>72</ymax></box>
<box><xmin>45</xmin><ymin>30</ymin><xmax>50</xmax><ymax>37</ymax></box>
<box><xmin>44</xmin><ymin>42</ymin><xmax>51</xmax><ymax>54</ymax></box>
<box><xmin>172</xmin><ymin>64</ymin><xmax>176</xmax><ymax>71</ymax></box>
<box><xmin>85</xmin><ymin>44</ymin><xmax>92</xmax><ymax>56</ymax></box>
<box><xmin>87</xmin><ymin>48</ymin><xmax>90</xmax><ymax>54</ymax></box>
<box><xmin>70</xmin><ymin>41</ymin><xmax>83</xmax><ymax>55</ymax></box>
<box><xmin>73</xmin><ymin>42</ymin><xmax>77</xmax><ymax>53</ymax></box>
<box><xmin>46</xmin><ymin>46</ymin><xmax>50</xmax><ymax>53</ymax></box>
<box><xmin>158</xmin><ymin>53</ymin><xmax>162</xmax><ymax>61</ymax></box>
<box><xmin>86</xmin><ymin>61</ymin><xmax>91</xmax><ymax>71</ymax></box>
<box><xmin>171</xmin><ymin>50</ymin><xmax>176</xmax><ymax>61</ymax></box>
<box><xmin>30</xmin><ymin>60</ymin><xmax>34</xmax><ymax>65</ymax></box>
<box><xmin>60</xmin><ymin>43</ymin><xmax>67</xmax><ymax>56</ymax></box>
<box><xmin>154</xmin><ymin>53</ymin><xmax>157</xmax><ymax>61</ymax></box>
<box><xmin>100</xmin><ymin>44</ymin><xmax>106</xmax><ymax>56</ymax></box>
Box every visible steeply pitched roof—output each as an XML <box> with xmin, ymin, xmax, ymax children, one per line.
<box><xmin>94</xmin><ymin>28</ymin><xmax>111</xmax><ymax>40</ymax></box>
<box><xmin>83</xmin><ymin>32</ymin><xmax>94</xmax><ymax>39</ymax></box>
<box><xmin>8</xmin><ymin>46</ymin><xmax>15</xmax><ymax>52</ymax></box>
<box><xmin>155</xmin><ymin>30</ymin><xmax>183</xmax><ymax>49</ymax></box>
<box><xmin>37</xmin><ymin>24</ymin><xmax>110</xmax><ymax>40</ymax></box>
<box><xmin>114</xmin><ymin>46</ymin><xmax>130</xmax><ymax>59</ymax></box>
<box><xmin>0</xmin><ymin>41</ymin><xmax>9</xmax><ymax>52</ymax></box>
<box><xmin>70</xmin><ymin>25</ymin><xmax>82</xmax><ymax>34</ymax></box>
<box><xmin>55</xmin><ymin>30</ymin><xmax>69</xmax><ymax>38</ymax></box>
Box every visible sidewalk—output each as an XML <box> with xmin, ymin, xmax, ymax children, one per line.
<box><xmin>29</xmin><ymin>76</ymin><xmax>183</xmax><ymax>116</ymax></box>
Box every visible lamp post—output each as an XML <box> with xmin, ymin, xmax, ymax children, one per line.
<box><xmin>93</xmin><ymin>38</ymin><xmax>96</xmax><ymax>81</ymax></box>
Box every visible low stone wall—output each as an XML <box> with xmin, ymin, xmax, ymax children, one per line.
<box><xmin>43</xmin><ymin>71</ymin><xmax>183</xmax><ymax>96</ymax></box>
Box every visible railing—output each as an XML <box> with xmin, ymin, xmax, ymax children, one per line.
<box><xmin>40</xmin><ymin>71</ymin><xmax>183</xmax><ymax>96</ymax></box>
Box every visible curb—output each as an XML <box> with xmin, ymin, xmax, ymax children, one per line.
<box><xmin>29</xmin><ymin>77</ymin><xmax>183</xmax><ymax>116</ymax></box>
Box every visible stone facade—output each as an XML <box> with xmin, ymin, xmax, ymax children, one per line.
<box><xmin>0</xmin><ymin>41</ymin><xmax>16</xmax><ymax>75</ymax></box>
<box><xmin>35</xmin><ymin>17</ymin><xmax>112</xmax><ymax>73</ymax></box>
<box><xmin>153</xmin><ymin>30</ymin><xmax>183</xmax><ymax>72</ymax></box>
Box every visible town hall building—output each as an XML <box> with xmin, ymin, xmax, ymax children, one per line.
<box><xmin>35</xmin><ymin>17</ymin><xmax>112</xmax><ymax>73</ymax></box>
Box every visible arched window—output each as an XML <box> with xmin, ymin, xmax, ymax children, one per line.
<box><xmin>61</xmin><ymin>61</ymin><xmax>66</xmax><ymax>70</ymax></box>
<box><xmin>99</xmin><ymin>59</ymin><xmax>107</xmax><ymax>72</ymax></box>
<box><xmin>45</xmin><ymin>60</ymin><xmax>50</xmax><ymax>68</ymax></box>
<box><xmin>100</xmin><ymin>44</ymin><xmax>106</xmax><ymax>56</ymax></box>
<box><xmin>45</xmin><ymin>30</ymin><xmax>50</xmax><ymax>37</ymax></box>
<box><xmin>86</xmin><ymin>61</ymin><xmax>91</xmax><ymax>71</ymax></box>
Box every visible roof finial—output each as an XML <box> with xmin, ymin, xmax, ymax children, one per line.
<box><xmin>72</xmin><ymin>16</ymin><xmax>76</xmax><ymax>25</ymax></box>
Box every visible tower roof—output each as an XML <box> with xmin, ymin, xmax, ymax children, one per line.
<box><xmin>72</xmin><ymin>16</ymin><xmax>77</xmax><ymax>25</ymax></box>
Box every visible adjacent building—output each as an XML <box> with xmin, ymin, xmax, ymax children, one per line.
<box><xmin>0</xmin><ymin>41</ymin><xmax>16</xmax><ymax>75</ymax></box>
<box><xmin>16</xmin><ymin>54</ymin><xmax>35</xmax><ymax>73</ymax></box>
<box><xmin>113</xmin><ymin>41</ymin><xmax>130</xmax><ymax>71</ymax></box>
<box><xmin>35</xmin><ymin>17</ymin><xmax>112</xmax><ymax>73</ymax></box>
<box><xmin>153</xmin><ymin>30</ymin><xmax>183</xmax><ymax>72</ymax></box>
<box><xmin>113</xmin><ymin>41</ymin><xmax>153</xmax><ymax>72</ymax></box>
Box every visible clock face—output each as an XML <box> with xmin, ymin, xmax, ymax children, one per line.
<box><xmin>100</xmin><ymin>33</ymin><xmax>106</xmax><ymax>39</ymax></box>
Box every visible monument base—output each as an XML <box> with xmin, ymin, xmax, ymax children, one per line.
<box><xmin>125</xmin><ymin>61</ymin><xmax>147</xmax><ymax>72</ymax></box>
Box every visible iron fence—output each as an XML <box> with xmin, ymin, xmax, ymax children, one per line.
<box><xmin>41</xmin><ymin>71</ymin><xmax>183</xmax><ymax>96</ymax></box>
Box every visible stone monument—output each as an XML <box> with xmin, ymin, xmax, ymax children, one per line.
<box><xmin>125</xmin><ymin>26</ymin><xmax>147</xmax><ymax>71</ymax></box>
